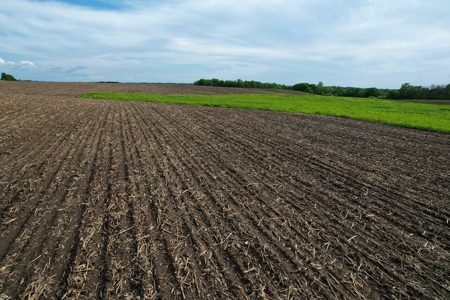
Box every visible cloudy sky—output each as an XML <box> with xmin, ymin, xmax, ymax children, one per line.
<box><xmin>1</xmin><ymin>0</ymin><xmax>449</xmax><ymax>88</ymax></box>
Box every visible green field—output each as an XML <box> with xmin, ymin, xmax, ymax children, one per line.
<box><xmin>78</xmin><ymin>92</ymin><xmax>450</xmax><ymax>134</ymax></box>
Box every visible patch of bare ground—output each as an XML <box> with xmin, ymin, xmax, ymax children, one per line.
<box><xmin>0</xmin><ymin>82</ymin><xmax>449</xmax><ymax>299</ymax></box>
<box><xmin>0</xmin><ymin>81</ymin><xmax>307</xmax><ymax>97</ymax></box>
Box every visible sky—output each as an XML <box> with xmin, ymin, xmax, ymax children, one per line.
<box><xmin>1</xmin><ymin>0</ymin><xmax>450</xmax><ymax>88</ymax></box>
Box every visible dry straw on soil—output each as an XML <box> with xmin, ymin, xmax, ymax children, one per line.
<box><xmin>0</xmin><ymin>82</ymin><xmax>449</xmax><ymax>299</ymax></box>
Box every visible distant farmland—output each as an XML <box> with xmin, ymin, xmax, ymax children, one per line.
<box><xmin>79</xmin><ymin>91</ymin><xmax>450</xmax><ymax>134</ymax></box>
<box><xmin>0</xmin><ymin>82</ymin><xmax>449</xmax><ymax>299</ymax></box>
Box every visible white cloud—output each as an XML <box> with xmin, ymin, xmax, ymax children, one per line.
<box><xmin>0</xmin><ymin>58</ymin><xmax>15</xmax><ymax>66</ymax></box>
<box><xmin>0</xmin><ymin>0</ymin><xmax>449</xmax><ymax>87</ymax></box>
<box><xmin>20</xmin><ymin>61</ymin><xmax>35</xmax><ymax>66</ymax></box>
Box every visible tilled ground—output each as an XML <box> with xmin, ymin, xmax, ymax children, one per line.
<box><xmin>0</xmin><ymin>82</ymin><xmax>449</xmax><ymax>299</ymax></box>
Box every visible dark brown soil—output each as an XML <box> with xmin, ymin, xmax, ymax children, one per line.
<box><xmin>0</xmin><ymin>81</ymin><xmax>308</xmax><ymax>97</ymax></box>
<box><xmin>0</xmin><ymin>82</ymin><xmax>449</xmax><ymax>299</ymax></box>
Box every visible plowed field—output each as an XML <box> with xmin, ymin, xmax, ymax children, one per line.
<box><xmin>1</xmin><ymin>82</ymin><xmax>449</xmax><ymax>299</ymax></box>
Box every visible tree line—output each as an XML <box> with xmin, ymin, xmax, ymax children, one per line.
<box><xmin>292</xmin><ymin>82</ymin><xmax>393</xmax><ymax>98</ymax></box>
<box><xmin>194</xmin><ymin>78</ymin><xmax>450</xmax><ymax>100</ymax></box>
<box><xmin>1</xmin><ymin>72</ymin><xmax>17</xmax><ymax>81</ymax></box>
<box><xmin>385</xmin><ymin>83</ymin><xmax>450</xmax><ymax>100</ymax></box>
<box><xmin>194</xmin><ymin>78</ymin><xmax>389</xmax><ymax>97</ymax></box>
<box><xmin>194</xmin><ymin>78</ymin><xmax>290</xmax><ymax>90</ymax></box>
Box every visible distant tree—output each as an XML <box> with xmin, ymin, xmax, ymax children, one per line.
<box><xmin>292</xmin><ymin>83</ymin><xmax>316</xmax><ymax>93</ymax></box>
<box><xmin>399</xmin><ymin>83</ymin><xmax>416</xmax><ymax>99</ymax></box>
<box><xmin>386</xmin><ymin>90</ymin><xmax>400</xmax><ymax>99</ymax></box>
<box><xmin>333</xmin><ymin>86</ymin><xmax>346</xmax><ymax>96</ymax></box>
<box><xmin>1</xmin><ymin>72</ymin><xmax>17</xmax><ymax>81</ymax></box>
<box><xmin>292</xmin><ymin>83</ymin><xmax>308</xmax><ymax>92</ymax></box>
<box><xmin>364</xmin><ymin>87</ymin><xmax>380</xmax><ymax>98</ymax></box>
<box><xmin>316</xmin><ymin>81</ymin><xmax>324</xmax><ymax>95</ymax></box>
<box><xmin>445</xmin><ymin>84</ymin><xmax>450</xmax><ymax>99</ymax></box>
<box><xmin>194</xmin><ymin>78</ymin><xmax>212</xmax><ymax>86</ymax></box>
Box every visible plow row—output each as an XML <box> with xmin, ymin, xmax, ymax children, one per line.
<box><xmin>0</xmin><ymin>83</ymin><xmax>449</xmax><ymax>299</ymax></box>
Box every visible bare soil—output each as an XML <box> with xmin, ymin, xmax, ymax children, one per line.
<box><xmin>0</xmin><ymin>82</ymin><xmax>449</xmax><ymax>299</ymax></box>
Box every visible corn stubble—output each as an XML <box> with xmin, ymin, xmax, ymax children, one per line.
<box><xmin>0</xmin><ymin>82</ymin><xmax>449</xmax><ymax>299</ymax></box>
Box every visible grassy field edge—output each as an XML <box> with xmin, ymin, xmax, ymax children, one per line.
<box><xmin>78</xmin><ymin>92</ymin><xmax>450</xmax><ymax>134</ymax></box>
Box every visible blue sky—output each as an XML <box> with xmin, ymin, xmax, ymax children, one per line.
<box><xmin>49</xmin><ymin>0</ymin><xmax>123</xmax><ymax>10</ymax></box>
<box><xmin>1</xmin><ymin>0</ymin><xmax>450</xmax><ymax>88</ymax></box>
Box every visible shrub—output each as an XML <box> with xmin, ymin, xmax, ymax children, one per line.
<box><xmin>1</xmin><ymin>72</ymin><xmax>17</xmax><ymax>81</ymax></box>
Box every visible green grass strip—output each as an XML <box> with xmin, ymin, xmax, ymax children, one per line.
<box><xmin>78</xmin><ymin>92</ymin><xmax>450</xmax><ymax>134</ymax></box>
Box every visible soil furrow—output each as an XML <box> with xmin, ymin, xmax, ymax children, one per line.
<box><xmin>47</xmin><ymin>103</ymin><xmax>112</xmax><ymax>299</ymax></box>
<box><xmin>0</xmin><ymin>101</ymin><xmax>107</xmax><ymax>298</ymax></box>
<box><xmin>175</xmin><ymin>106</ymin><xmax>449</xmax><ymax>250</ymax></box>
<box><xmin>0</xmin><ymin>99</ymin><xmax>101</xmax><ymax>217</ymax></box>
<box><xmin>131</xmin><ymin>106</ymin><xmax>228</xmax><ymax>298</ymax></box>
<box><xmin>143</xmin><ymin>102</ymin><xmax>450</xmax><ymax>298</ymax></box>
<box><xmin>0</xmin><ymin>96</ymin><xmax>98</xmax><ymax>190</ymax></box>
<box><xmin>58</xmin><ymin>103</ymin><xmax>116</xmax><ymax>299</ymax></box>
<box><xmin>130</xmin><ymin>104</ymin><xmax>252</xmax><ymax>299</ymax></box>
<box><xmin>0</xmin><ymin>102</ymin><xmax>104</xmax><ymax>263</ymax></box>
<box><xmin>137</xmin><ymin>104</ymin><xmax>330</xmax><ymax>298</ymax></box>
<box><xmin>1</xmin><ymin>82</ymin><xmax>449</xmax><ymax>299</ymax></box>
